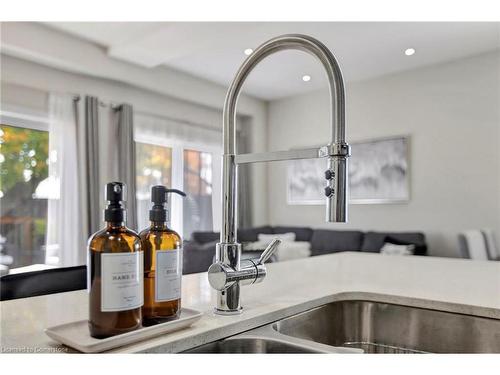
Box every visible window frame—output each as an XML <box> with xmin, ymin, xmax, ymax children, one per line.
<box><xmin>0</xmin><ymin>106</ymin><xmax>49</xmax><ymax>132</ymax></box>
<box><xmin>0</xmin><ymin>107</ymin><xmax>52</xmax><ymax>274</ymax></box>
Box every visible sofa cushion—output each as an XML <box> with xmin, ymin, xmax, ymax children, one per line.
<box><xmin>272</xmin><ymin>226</ymin><xmax>313</xmax><ymax>242</ymax></box>
<box><xmin>192</xmin><ymin>226</ymin><xmax>274</xmax><ymax>244</ymax></box>
<box><xmin>191</xmin><ymin>231</ymin><xmax>219</xmax><ymax>244</ymax></box>
<box><xmin>183</xmin><ymin>240</ymin><xmax>217</xmax><ymax>274</ymax></box>
<box><xmin>361</xmin><ymin>232</ymin><xmax>427</xmax><ymax>255</ymax></box>
<box><xmin>238</xmin><ymin>225</ymin><xmax>273</xmax><ymax>242</ymax></box>
<box><xmin>310</xmin><ymin>230</ymin><xmax>364</xmax><ymax>256</ymax></box>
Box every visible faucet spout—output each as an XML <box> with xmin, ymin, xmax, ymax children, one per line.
<box><xmin>211</xmin><ymin>34</ymin><xmax>350</xmax><ymax>315</ymax></box>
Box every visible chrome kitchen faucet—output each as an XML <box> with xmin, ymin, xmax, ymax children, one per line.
<box><xmin>208</xmin><ymin>34</ymin><xmax>350</xmax><ymax>315</ymax></box>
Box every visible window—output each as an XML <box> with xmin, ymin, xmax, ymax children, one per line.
<box><xmin>135</xmin><ymin>142</ymin><xmax>173</xmax><ymax>231</ymax></box>
<box><xmin>134</xmin><ymin>114</ymin><xmax>222</xmax><ymax>239</ymax></box>
<box><xmin>183</xmin><ymin>149</ymin><xmax>213</xmax><ymax>239</ymax></box>
<box><xmin>0</xmin><ymin>124</ymin><xmax>49</xmax><ymax>269</ymax></box>
<box><xmin>134</xmin><ymin>141</ymin><xmax>219</xmax><ymax>239</ymax></box>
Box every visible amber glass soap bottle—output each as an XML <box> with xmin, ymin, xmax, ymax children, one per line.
<box><xmin>140</xmin><ymin>185</ymin><xmax>185</xmax><ymax>326</ymax></box>
<box><xmin>88</xmin><ymin>182</ymin><xmax>143</xmax><ymax>338</ymax></box>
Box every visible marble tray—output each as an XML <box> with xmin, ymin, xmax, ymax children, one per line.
<box><xmin>45</xmin><ymin>308</ymin><xmax>203</xmax><ymax>353</ymax></box>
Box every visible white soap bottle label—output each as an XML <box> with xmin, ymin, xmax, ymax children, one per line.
<box><xmin>101</xmin><ymin>252</ymin><xmax>144</xmax><ymax>312</ymax></box>
<box><xmin>155</xmin><ymin>248</ymin><xmax>182</xmax><ymax>302</ymax></box>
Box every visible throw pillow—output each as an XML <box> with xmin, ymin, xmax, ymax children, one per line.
<box><xmin>258</xmin><ymin>232</ymin><xmax>296</xmax><ymax>243</ymax></box>
<box><xmin>380</xmin><ymin>243</ymin><xmax>415</xmax><ymax>256</ymax></box>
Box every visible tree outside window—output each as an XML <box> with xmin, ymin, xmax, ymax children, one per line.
<box><xmin>0</xmin><ymin>124</ymin><xmax>49</xmax><ymax>268</ymax></box>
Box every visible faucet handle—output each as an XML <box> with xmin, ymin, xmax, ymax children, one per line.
<box><xmin>258</xmin><ymin>238</ymin><xmax>281</xmax><ymax>265</ymax></box>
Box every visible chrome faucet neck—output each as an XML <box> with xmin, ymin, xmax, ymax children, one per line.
<box><xmin>223</xmin><ymin>34</ymin><xmax>346</xmax><ymax>153</ymax></box>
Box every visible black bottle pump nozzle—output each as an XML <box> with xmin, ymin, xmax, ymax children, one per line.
<box><xmin>104</xmin><ymin>182</ymin><xmax>127</xmax><ymax>223</ymax></box>
<box><xmin>150</xmin><ymin>185</ymin><xmax>186</xmax><ymax>223</ymax></box>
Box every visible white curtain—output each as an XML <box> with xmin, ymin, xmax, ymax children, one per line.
<box><xmin>45</xmin><ymin>94</ymin><xmax>81</xmax><ymax>266</ymax></box>
<box><xmin>116</xmin><ymin>104</ymin><xmax>138</xmax><ymax>231</ymax></box>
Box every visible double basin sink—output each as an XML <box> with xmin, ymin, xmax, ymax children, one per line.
<box><xmin>186</xmin><ymin>299</ymin><xmax>500</xmax><ymax>353</ymax></box>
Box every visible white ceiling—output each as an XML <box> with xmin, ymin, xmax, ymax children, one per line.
<box><xmin>45</xmin><ymin>22</ymin><xmax>499</xmax><ymax>101</ymax></box>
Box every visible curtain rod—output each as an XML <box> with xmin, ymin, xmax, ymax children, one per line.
<box><xmin>72</xmin><ymin>95</ymin><xmax>225</xmax><ymax>133</ymax></box>
<box><xmin>72</xmin><ymin>94</ymin><xmax>120</xmax><ymax>109</ymax></box>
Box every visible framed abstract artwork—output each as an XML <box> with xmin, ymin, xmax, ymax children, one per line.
<box><xmin>287</xmin><ymin>136</ymin><xmax>410</xmax><ymax>205</ymax></box>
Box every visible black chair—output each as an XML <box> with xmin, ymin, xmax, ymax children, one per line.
<box><xmin>0</xmin><ymin>265</ymin><xmax>87</xmax><ymax>301</ymax></box>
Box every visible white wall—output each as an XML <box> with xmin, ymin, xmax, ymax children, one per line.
<box><xmin>267</xmin><ymin>51</ymin><xmax>500</xmax><ymax>257</ymax></box>
<box><xmin>0</xmin><ymin>22</ymin><xmax>270</xmax><ymax>226</ymax></box>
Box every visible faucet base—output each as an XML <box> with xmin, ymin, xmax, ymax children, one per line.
<box><xmin>214</xmin><ymin>307</ymin><xmax>243</xmax><ymax>316</ymax></box>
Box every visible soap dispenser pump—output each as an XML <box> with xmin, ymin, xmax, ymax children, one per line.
<box><xmin>140</xmin><ymin>186</ymin><xmax>186</xmax><ymax>325</ymax></box>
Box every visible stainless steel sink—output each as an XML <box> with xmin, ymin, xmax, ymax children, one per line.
<box><xmin>184</xmin><ymin>323</ymin><xmax>361</xmax><ymax>354</ymax></box>
<box><xmin>184</xmin><ymin>298</ymin><xmax>500</xmax><ymax>354</ymax></box>
<box><xmin>273</xmin><ymin>300</ymin><xmax>500</xmax><ymax>353</ymax></box>
<box><xmin>185</xmin><ymin>338</ymin><xmax>319</xmax><ymax>353</ymax></box>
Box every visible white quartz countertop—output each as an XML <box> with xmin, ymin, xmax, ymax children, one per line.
<box><xmin>2</xmin><ymin>252</ymin><xmax>500</xmax><ymax>353</ymax></box>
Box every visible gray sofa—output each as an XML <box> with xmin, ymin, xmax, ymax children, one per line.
<box><xmin>183</xmin><ymin>226</ymin><xmax>427</xmax><ymax>275</ymax></box>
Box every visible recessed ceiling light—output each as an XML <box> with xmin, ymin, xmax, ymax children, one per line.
<box><xmin>302</xmin><ymin>75</ymin><xmax>311</xmax><ymax>82</ymax></box>
<box><xmin>404</xmin><ymin>48</ymin><xmax>416</xmax><ymax>56</ymax></box>
<box><xmin>244</xmin><ymin>48</ymin><xmax>253</xmax><ymax>56</ymax></box>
